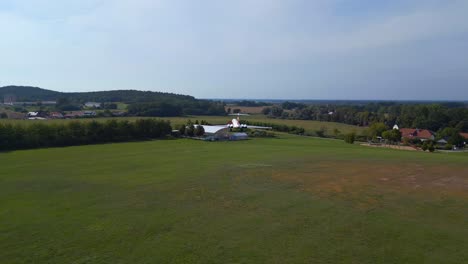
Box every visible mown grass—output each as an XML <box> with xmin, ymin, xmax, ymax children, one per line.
<box><xmin>1</xmin><ymin>135</ymin><xmax>467</xmax><ymax>263</ymax></box>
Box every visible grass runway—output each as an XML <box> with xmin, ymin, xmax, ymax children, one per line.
<box><xmin>1</xmin><ymin>135</ymin><xmax>467</xmax><ymax>263</ymax></box>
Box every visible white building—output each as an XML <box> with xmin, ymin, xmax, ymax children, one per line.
<box><xmin>84</xmin><ymin>102</ymin><xmax>102</xmax><ymax>108</ymax></box>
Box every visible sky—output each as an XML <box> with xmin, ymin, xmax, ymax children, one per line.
<box><xmin>1</xmin><ymin>0</ymin><xmax>468</xmax><ymax>100</ymax></box>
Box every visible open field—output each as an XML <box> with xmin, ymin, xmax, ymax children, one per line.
<box><xmin>1</xmin><ymin>115</ymin><xmax>366</xmax><ymax>136</ymax></box>
<box><xmin>1</xmin><ymin>135</ymin><xmax>467</xmax><ymax>263</ymax></box>
<box><xmin>225</xmin><ymin>106</ymin><xmax>266</xmax><ymax>114</ymax></box>
<box><xmin>175</xmin><ymin>115</ymin><xmax>366</xmax><ymax>136</ymax></box>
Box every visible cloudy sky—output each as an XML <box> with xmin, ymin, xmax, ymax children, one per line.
<box><xmin>1</xmin><ymin>0</ymin><xmax>468</xmax><ymax>100</ymax></box>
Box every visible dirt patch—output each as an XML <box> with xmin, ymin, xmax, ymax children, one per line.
<box><xmin>361</xmin><ymin>143</ymin><xmax>419</xmax><ymax>151</ymax></box>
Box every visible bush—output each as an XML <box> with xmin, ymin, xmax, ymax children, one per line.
<box><xmin>421</xmin><ymin>141</ymin><xmax>428</xmax><ymax>151</ymax></box>
<box><xmin>248</xmin><ymin>130</ymin><xmax>275</xmax><ymax>138</ymax></box>
<box><xmin>428</xmin><ymin>144</ymin><xmax>435</xmax><ymax>152</ymax></box>
<box><xmin>185</xmin><ymin>124</ymin><xmax>195</xmax><ymax>137</ymax></box>
<box><xmin>402</xmin><ymin>137</ymin><xmax>410</xmax><ymax>146</ymax></box>
<box><xmin>444</xmin><ymin>144</ymin><xmax>453</xmax><ymax>150</ymax></box>
<box><xmin>315</xmin><ymin>127</ymin><xmax>326</xmax><ymax>138</ymax></box>
<box><xmin>333</xmin><ymin>128</ymin><xmax>340</xmax><ymax>138</ymax></box>
<box><xmin>194</xmin><ymin>125</ymin><xmax>205</xmax><ymax>137</ymax></box>
<box><xmin>242</xmin><ymin>121</ymin><xmax>305</xmax><ymax>135</ymax></box>
<box><xmin>344</xmin><ymin>133</ymin><xmax>356</xmax><ymax>144</ymax></box>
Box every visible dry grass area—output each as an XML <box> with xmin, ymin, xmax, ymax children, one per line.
<box><xmin>252</xmin><ymin>160</ymin><xmax>468</xmax><ymax>211</ymax></box>
<box><xmin>361</xmin><ymin>143</ymin><xmax>418</xmax><ymax>151</ymax></box>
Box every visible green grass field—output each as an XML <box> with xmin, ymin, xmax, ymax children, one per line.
<box><xmin>1</xmin><ymin>135</ymin><xmax>467</xmax><ymax>263</ymax></box>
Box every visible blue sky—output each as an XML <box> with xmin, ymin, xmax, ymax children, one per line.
<box><xmin>1</xmin><ymin>0</ymin><xmax>468</xmax><ymax>100</ymax></box>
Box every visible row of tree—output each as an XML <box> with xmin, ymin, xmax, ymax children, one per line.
<box><xmin>178</xmin><ymin>120</ymin><xmax>206</xmax><ymax>137</ymax></box>
<box><xmin>242</xmin><ymin>121</ymin><xmax>305</xmax><ymax>135</ymax></box>
<box><xmin>262</xmin><ymin>103</ymin><xmax>468</xmax><ymax>133</ymax></box>
<box><xmin>0</xmin><ymin>119</ymin><xmax>172</xmax><ymax>150</ymax></box>
<box><xmin>128</xmin><ymin>100</ymin><xmax>226</xmax><ymax>117</ymax></box>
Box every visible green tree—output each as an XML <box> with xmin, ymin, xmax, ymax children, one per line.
<box><xmin>448</xmin><ymin>133</ymin><xmax>464</xmax><ymax>148</ymax></box>
<box><xmin>270</xmin><ymin>106</ymin><xmax>283</xmax><ymax>117</ymax></box>
<box><xmin>185</xmin><ymin>124</ymin><xmax>195</xmax><ymax>137</ymax></box>
<box><xmin>178</xmin><ymin>124</ymin><xmax>186</xmax><ymax>135</ymax></box>
<box><xmin>333</xmin><ymin>128</ymin><xmax>341</xmax><ymax>138</ymax></box>
<box><xmin>368</xmin><ymin>122</ymin><xmax>388</xmax><ymax>139</ymax></box>
<box><xmin>315</xmin><ymin>127</ymin><xmax>327</xmax><ymax>138</ymax></box>
<box><xmin>428</xmin><ymin>143</ymin><xmax>435</xmax><ymax>152</ymax></box>
<box><xmin>194</xmin><ymin>125</ymin><xmax>205</xmax><ymax>137</ymax></box>
<box><xmin>382</xmin><ymin>129</ymin><xmax>402</xmax><ymax>144</ymax></box>
<box><xmin>261</xmin><ymin>107</ymin><xmax>271</xmax><ymax>115</ymax></box>
<box><xmin>436</xmin><ymin>127</ymin><xmax>458</xmax><ymax>140</ymax></box>
<box><xmin>421</xmin><ymin>141</ymin><xmax>429</xmax><ymax>151</ymax></box>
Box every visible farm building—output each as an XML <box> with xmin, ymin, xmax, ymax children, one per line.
<box><xmin>194</xmin><ymin>125</ymin><xmax>249</xmax><ymax>141</ymax></box>
<box><xmin>84</xmin><ymin>102</ymin><xmax>102</xmax><ymax>108</ymax></box>
<box><xmin>200</xmin><ymin>125</ymin><xmax>230</xmax><ymax>140</ymax></box>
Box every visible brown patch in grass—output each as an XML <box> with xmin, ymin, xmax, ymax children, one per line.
<box><xmin>264</xmin><ymin>160</ymin><xmax>468</xmax><ymax>210</ymax></box>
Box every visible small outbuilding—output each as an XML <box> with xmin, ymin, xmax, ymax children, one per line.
<box><xmin>200</xmin><ymin>125</ymin><xmax>230</xmax><ymax>140</ymax></box>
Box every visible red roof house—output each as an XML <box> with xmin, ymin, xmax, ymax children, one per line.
<box><xmin>400</xmin><ymin>128</ymin><xmax>435</xmax><ymax>141</ymax></box>
<box><xmin>460</xmin><ymin>133</ymin><xmax>468</xmax><ymax>140</ymax></box>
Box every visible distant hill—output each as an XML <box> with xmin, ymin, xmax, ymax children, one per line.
<box><xmin>0</xmin><ymin>85</ymin><xmax>226</xmax><ymax>116</ymax></box>
<box><xmin>0</xmin><ymin>86</ymin><xmax>61</xmax><ymax>102</ymax></box>
<box><xmin>0</xmin><ymin>85</ymin><xmax>194</xmax><ymax>103</ymax></box>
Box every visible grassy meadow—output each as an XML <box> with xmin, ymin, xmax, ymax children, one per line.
<box><xmin>1</xmin><ymin>135</ymin><xmax>467</xmax><ymax>263</ymax></box>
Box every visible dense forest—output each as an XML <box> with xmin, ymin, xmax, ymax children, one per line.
<box><xmin>263</xmin><ymin>102</ymin><xmax>468</xmax><ymax>132</ymax></box>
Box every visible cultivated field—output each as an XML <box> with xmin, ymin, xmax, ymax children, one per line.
<box><xmin>1</xmin><ymin>135</ymin><xmax>467</xmax><ymax>263</ymax></box>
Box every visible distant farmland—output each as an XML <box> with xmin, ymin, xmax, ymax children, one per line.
<box><xmin>1</xmin><ymin>115</ymin><xmax>366</xmax><ymax>136</ymax></box>
<box><xmin>1</xmin><ymin>135</ymin><xmax>467</xmax><ymax>263</ymax></box>
<box><xmin>225</xmin><ymin>105</ymin><xmax>266</xmax><ymax>114</ymax></box>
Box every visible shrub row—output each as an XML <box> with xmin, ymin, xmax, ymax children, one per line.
<box><xmin>242</xmin><ymin>121</ymin><xmax>305</xmax><ymax>135</ymax></box>
<box><xmin>0</xmin><ymin>119</ymin><xmax>172</xmax><ymax>150</ymax></box>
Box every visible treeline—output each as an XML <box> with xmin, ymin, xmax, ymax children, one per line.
<box><xmin>228</xmin><ymin>100</ymin><xmax>271</xmax><ymax>107</ymax></box>
<box><xmin>263</xmin><ymin>102</ymin><xmax>468</xmax><ymax>132</ymax></box>
<box><xmin>0</xmin><ymin>86</ymin><xmax>194</xmax><ymax>103</ymax></box>
<box><xmin>242</xmin><ymin>121</ymin><xmax>305</xmax><ymax>135</ymax></box>
<box><xmin>128</xmin><ymin>100</ymin><xmax>226</xmax><ymax>117</ymax></box>
<box><xmin>0</xmin><ymin>119</ymin><xmax>171</xmax><ymax>150</ymax></box>
<box><xmin>1</xmin><ymin>86</ymin><xmax>227</xmax><ymax>117</ymax></box>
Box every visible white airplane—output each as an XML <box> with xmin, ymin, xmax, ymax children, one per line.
<box><xmin>226</xmin><ymin>114</ymin><xmax>271</xmax><ymax>130</ymax></box>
